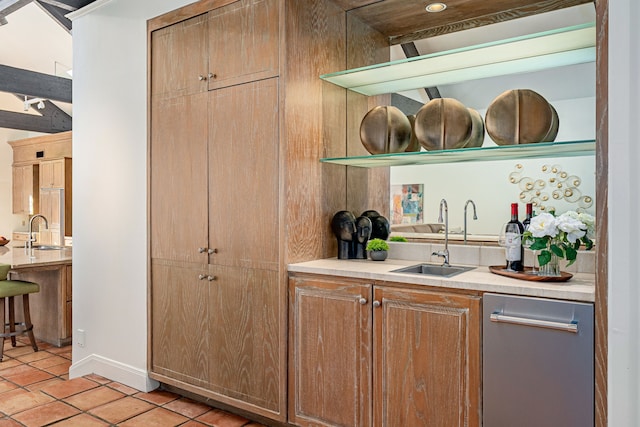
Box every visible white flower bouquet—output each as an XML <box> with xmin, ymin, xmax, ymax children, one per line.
<box><xmin>523</xmin><ymin>211</ymin><xmax>595</xmax><ymax>267</ymax></box>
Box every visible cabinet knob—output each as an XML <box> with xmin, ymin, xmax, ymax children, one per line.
<box><xmin>198</xmin><ymin>247</ymin><xmax>207</xmax><ymax>253</ymax></box>
<box><xmin>198</xmin><ymin>74</ymin><xmax>207</xmax><ymax>81</ymax></box>
<box><xmin>373</xmin><ymin>300</ymin><xmax>381</xmax><ymax>308</ymax></box>
<box><xmin>207</xmin><ymin>275</ymin><xmax>217</xmax><ymax>281</ymax></box>
<box><xmin>358</xmin><ymin>297</ymin><xmax>367</xmax><ymax>305</ymax></box>
<box><xmin>208</xmin><ymin>73</ymin><xmax>216</xmax><ymax>80</ymax></box>
<box><xmin>208</xmin><ymin>248</ymin><xmax>217</xmax><ymax>254</ymax></box>
<box><xmin>198</xmin><ymin>274</ymin><xmax>207</xmax><ymax>280</ymax></box>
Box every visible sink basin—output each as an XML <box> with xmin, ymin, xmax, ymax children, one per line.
<box><xmin>391</xmin><ymin>263</ymin><xmax>475</xmax><ymax>278</ymax></box>
<box><xmin>34</xmin><ymin>245</ymin><xmax>66</xmax><ymax>250</ymax></box>
<box><xmin>15</xmin><ymin>245</ymin><xmax>66</xmax><ymax>251</ymax></box>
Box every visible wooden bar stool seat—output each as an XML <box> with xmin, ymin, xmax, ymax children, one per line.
<box><xmin>0</xmin><ymin>264</ymin><xmax>39</xmax><ymax>361</ymax></box>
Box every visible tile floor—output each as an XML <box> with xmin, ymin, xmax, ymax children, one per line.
<box><xmin>0</xmin><ymin>337</ymin><xmax>267</xmax><ymax>426</ymax></box>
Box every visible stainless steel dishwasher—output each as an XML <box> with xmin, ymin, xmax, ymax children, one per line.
<box><xmin>483</xmin><ymin>293</ymin><xmax>594</xmax><ymax>427</ymax></box>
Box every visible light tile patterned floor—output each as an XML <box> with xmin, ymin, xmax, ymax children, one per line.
<box><xmin>0</xmin><ymin>338</ymin><xmax>267</xmax><ymax>426</ymax></box>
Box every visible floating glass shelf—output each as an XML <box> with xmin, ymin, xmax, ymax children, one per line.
<box><xmin>320</xmin><ymin>140</ymin><xmax>595</xmax><ymax>168</ymax></box>
<box><xmin>320</xmin><ymin>23</ymin><xmax>596</xmax><ymax>96</ymax></box>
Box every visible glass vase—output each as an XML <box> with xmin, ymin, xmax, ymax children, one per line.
<box><xmin>538</xmin><ymin>251</ymin><xmax>561</xmax><ymax>277</ymax></box>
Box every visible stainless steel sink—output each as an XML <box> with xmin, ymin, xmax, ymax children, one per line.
<box><xmin>391</xmin><ymin>263</ymin><xmax>475</xmax><ymax>278</ymax></box>
<box><xmin>15</xmin><ymin>245</ymin><xmax>66</xmax><ymax>250</ymax></box>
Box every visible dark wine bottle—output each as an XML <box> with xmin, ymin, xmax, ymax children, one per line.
<box><xmin>522</xmin><ymin>203</ymin><xmax>533</xmax><ymax>230</ymax></box>
<box><xmin>505</xmin><ymin>203</ymin><xmax>525</xmax><ymax>271</ymax></box>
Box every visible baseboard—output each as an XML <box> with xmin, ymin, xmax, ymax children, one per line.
<box><xmin>69</xmin><ymin>354</ymin><xmax>160</xmax><ymax>392</ymax></box>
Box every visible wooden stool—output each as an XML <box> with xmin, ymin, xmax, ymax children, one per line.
<box><xmin>0</xmin><ymin>264</ymin><xmax>39</xmax><ymax>362</ymax></box>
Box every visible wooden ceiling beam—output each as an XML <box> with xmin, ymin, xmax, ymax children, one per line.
<box><xmin>0</xmin><ymin>64</ymin><xmax>72</xmax><ymax>103</ymax></box>
<box><xmin>0</xmin><ymin>106</ymin><xmax>71</xmax><ymax>133</ymax></box>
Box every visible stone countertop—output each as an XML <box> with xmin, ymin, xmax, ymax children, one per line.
<box><xmin>0</xmin><ymin>243</ymin><xmax>72</xmax><ymax>269</ymax></box>
<box><xmin>288</xmin><ymin>258</ymin><xmax>595</xmax><ymax>303</ymax></box>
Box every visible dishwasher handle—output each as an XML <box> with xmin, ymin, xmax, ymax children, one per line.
<box><xmin>490</xmin><ymin>312</ymin><xmax>578</xmax><ymax>333</ymax></box>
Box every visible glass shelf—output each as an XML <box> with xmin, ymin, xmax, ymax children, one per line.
<box><xmin>320</xmin><ymin>140</ymin><xmax>595</xmax><ymax>168</ymax></box>
<box><xmin>320</xmin><ymin>23</ymin><xmax>596</xmax><ymax>96</ymax></box>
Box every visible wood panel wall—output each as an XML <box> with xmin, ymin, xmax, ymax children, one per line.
<box><xmin>594</xmin><ymin>0</ymin><xmax>608</xmax><ymax>425</ymax></box>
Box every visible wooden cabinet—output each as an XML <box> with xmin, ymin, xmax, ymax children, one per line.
<box><xmin>39</xmin><ymin>158</ymin><xmax>71</xmax><ymax>189</ymax></box>
<box><xmin>150</xmin><ymin>0</ymin><xmax>278</xmax><ymax>100</ymax></box>
<box><xmin>38</xmin><ymin>158</ymin><xmax>72</xmax><ymax>245</ymax></box>
<box><xmin>149</xmin><ymin>0</ymin><xmax>357</xmax><ymax>423</ymax></box>
<box><xmin>289</xmin><ymin>275</ymin><xmax>481</xmax><ymax>427</ymax></box>
<box><xmin>150</xmin><ymin>79</ymin><xmax>281</xmax><ymax>414</ymax></box>
<box><xmin>150</xmin><ymin>2</ymin><xmax>282</xmax><ymax>416</ymax></box>
<box><xmin>289</xmin><ymin>277</ymin><xmax>373</xmax><ymax>427</ymax></box>
<box><xmin>12</xmin><ymin>164</ymin><xmax>39</xmax><ymax>215</ymax></box>
<box><xmin>206</xmin><ymin>0</ymin><xmax>279</xmax><ymax>90</ymax></box>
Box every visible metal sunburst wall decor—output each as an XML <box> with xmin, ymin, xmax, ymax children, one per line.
<box><xmin>508</xmin><ymin>163</ymin><xmax>593</xmax><ymax>213</ymax></box>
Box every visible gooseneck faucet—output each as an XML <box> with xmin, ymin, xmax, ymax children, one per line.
<box><xmin>432</xmin><ymin>199</ymin><xmax>450</xmax><ymax>266</ymax></box>
<box><xmin>463</xmin><ymin>199</ymin><xmax>478</xmax><ymax>245</ymax></box>
<box><xmin>26</xmin><ymin>214</ymin><xmax>48</xmax><ymax>252</ymax></box>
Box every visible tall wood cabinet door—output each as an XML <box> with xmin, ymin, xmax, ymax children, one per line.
<box><xmin>12</xmin><ymin>165</ymin><xmax>38</xmax><ymax>215</ymax></box>
<box><xmin>208</xmin><ymin>265</ymin><xmax>283</xmax><ymax>417</ymax></box>
<box><xmin>150</xmin><ymin>13</ymin><xmax>209</xmax><ymax>99</ymax></box>
<box><xmin>150</xmin><ymin>260</ymin><xmax>210</xmax><ymax>388</ymax></box>
<box><xmin>373</xmin><ymin>288</ymin><xmax>481</xmax><ymax>427</ymax></box>
<box><xmin>289</xmin><ymin>277</ymin><xmax>373</xmax><ymax>427</ymax></box>
<box><xmin>150</xmin><ymin>93</ymin><xmax>209</xmax><ymax>263</ymax></box>
<box><xmin>208</xmin><ymin>78</ymin><xmax>279</xmax><ymax>271</ymax></box>
<box><xmin>207</xmin><ymin>0</ymin><xmax>279</xmax><ymax>90</ymax></box>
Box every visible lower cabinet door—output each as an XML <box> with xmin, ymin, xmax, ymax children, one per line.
<box><xmin>374</xmin><ymin>287</ymin><xmax>481</xmax><ymax>427</ymax></box>
<box><xmin>207</xmin><ymin>265</ymin><xmax>282</xmax><ymax>416</ymax></box>
<box><xmin>289</xmin><ymin>277</ymin><xmax>373</xmax><ymax>427</ymax></box>
<box><xmin>150</xmin><ymin>261</ymin><xmax>210</xmax><ymax>388</ymax></box>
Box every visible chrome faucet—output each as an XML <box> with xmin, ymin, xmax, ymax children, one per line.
<box><xmin>463</xmin><ymin>199</ymin><xmax>478</xmax><ymax>245</ymax></box>
<box><xmin>432</xmin><ymin>199</ymin><xmax>450</xmax><ymax>266</ymax></box>
<box><xmin>27</xmin><ymin>214</ymin><xmax>48</xmax><ymax>252</ymax></box>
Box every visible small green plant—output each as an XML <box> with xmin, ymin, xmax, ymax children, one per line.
<box><xmin>366</xmin><ymin>238</ymin><xmax>389</xmax><ymax>252</ymax></box>
<box><xmin>390</xmin><ymin>236</ymin><xmax>407</xmax><ymax>242</ymax></box>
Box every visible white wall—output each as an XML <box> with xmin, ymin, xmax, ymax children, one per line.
<box><xmin>68</xmin><ymin>0</ymin><xmax>197</xmax><ymax>391</ymax></box>
<box><xmin>608</xmin><ymin>0</ymin><xmax>640</xmax><ymax>425</ymax></box>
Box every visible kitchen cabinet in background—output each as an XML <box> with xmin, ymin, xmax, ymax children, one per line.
<box><xmin>8</xmin><ymin>132</ymin><xmax>73</xmax><ymax>243</ymax></box>
<box><xmin>12</xmin><ymin>164</ymin><xmax>39</xmax><ymax>215</ymax></box>
<box><xmin>39</xmin><ymin>158</ymin><xmax>72</xmax><ymax>246</ymax></box>
<box><xmin>289</xmin><ymin>274</ymin><xmax>481</xmax><ymax>427</ymax></box>
<box><xmin>39</xmin><ymin>158</ymin><xmax>71</xmax><ymax>189</ymax></box>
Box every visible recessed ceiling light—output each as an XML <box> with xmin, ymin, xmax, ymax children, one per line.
<box><xmin>425</xmin><ymin>2</ymin><xmax>447</xmax><ymax>13</ymax></box>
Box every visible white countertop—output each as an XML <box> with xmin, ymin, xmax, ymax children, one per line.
<box><xmin>0</xmin><ymin>244</ymin><xmax>72</xmax><ymax>269</ymax></box>
<box><xmin>288</xmin><ymin>258</ymin><xmax>595</xmax><ymax>302</ymax></box>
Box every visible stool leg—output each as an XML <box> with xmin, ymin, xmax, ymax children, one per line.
<box><xmin>1</xmin><ymin>297</ymin><xmax>5</xmax><ymax>361</ymax></box>
<box><xmin>8</xmin><ymin>296</ymin><xmax>16</xmax><ymax>347</ymax></box>
<box><xmin>22</xmin><ymin>294</ymin><xmax>38</xmax><ymax>352</ymax></box>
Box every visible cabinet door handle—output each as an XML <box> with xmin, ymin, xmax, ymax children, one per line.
<box><xmin>490</xmin><ymin>313</ymin><xmax>578</xmax><ymax>333</ymax></box>
<box><xmin>358</xmin><ymin>297</ymin><xmax>367</xmax><ymax>305</ymax></box>
<box><xmin>198</xmin><ymin>274</ymin><xmax>207</xmax><ymax>280</ymax></box>
<box><xmin>208</xmin><ymin>72</ymin><xmax>216</xmax><ymax>80</ymax></box>
<box><xmin>198</xmin><ymin>247</ymin><xmax>207</xmax><ymax>253</ymax></box>
<box><xmin>208</xmin><ymin>248</ymin><xmax>217</xmax><ymax>254</ymax></box>
<box><xmin>207</xmin><ymin>275</ymin><xmax>217</xmax><ymax>281</ymax></box>
<box><xmin>373</xmin><ymin>300</ymin><xmax>381</xmax><ymax>308</ymax></box>
<box><xmin>198</xmin><ymin>74</ymin><xmax>207</xmax><ymax>81</ymax></box>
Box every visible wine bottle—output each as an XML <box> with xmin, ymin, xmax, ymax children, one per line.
<box><xmin>522</xmin><ymin>203</ymin><xmax>533</xmax><ymax>230</ymax></box>
<box><xmin>505</xmin><ymin>203</ymin><xmax>525</xmax><ymax>271</ymax></box>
